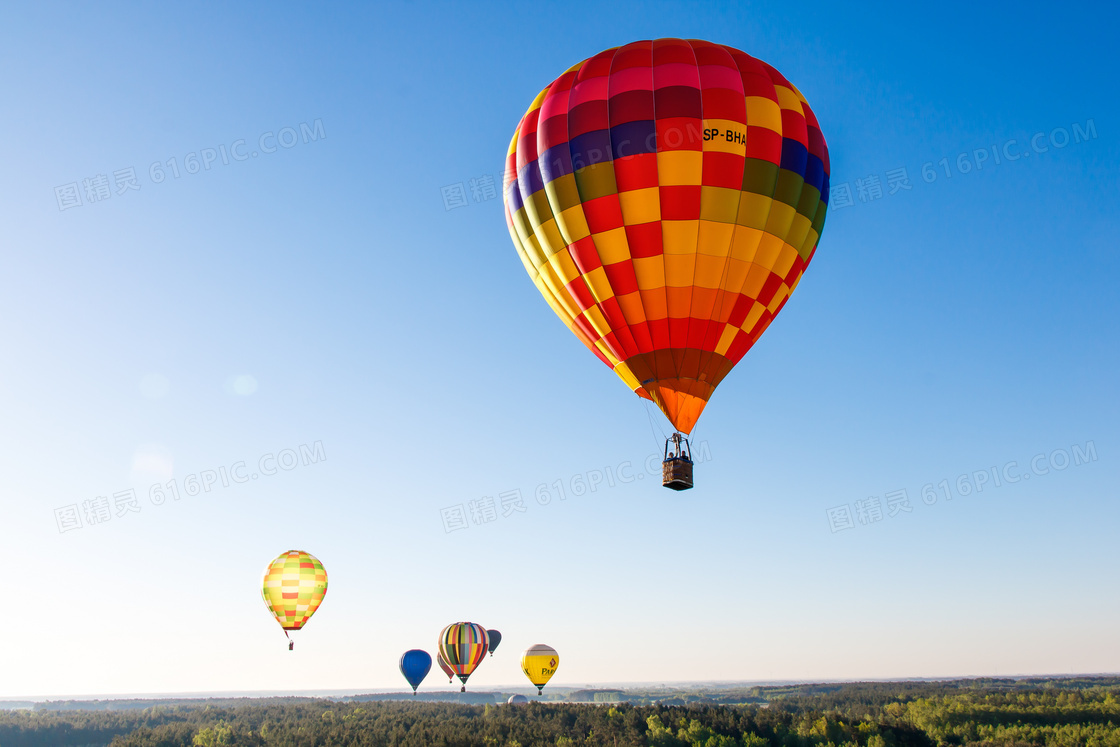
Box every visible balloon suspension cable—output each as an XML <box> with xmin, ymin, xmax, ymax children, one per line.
<box><xmin>688</xmin><ymin>417</ymin><xmax>702</xmax><ymax>447</ymax></box>
<box><xmin>644</xmin><ymin>400</ymin><xmax>669</xmax><ymax>448</ymax></box>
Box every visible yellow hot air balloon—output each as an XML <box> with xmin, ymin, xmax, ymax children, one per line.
<box><xmin>521</xmin><ymin>644</ymin><xmax>559</xmax><ymax>695</ymax></box>
<box><xmin>261</xmin><ymin>550</ymin><xmax>328</xmax><ymax>650</ymax></box>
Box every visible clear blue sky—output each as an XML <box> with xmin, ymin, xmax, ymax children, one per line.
<box><xmin>0</xmin><ymin>1</ymin><xmax>1116</xmax><ymax>697</ymax></box>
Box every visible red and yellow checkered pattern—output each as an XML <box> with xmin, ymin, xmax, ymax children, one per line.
<box><xmin>261</xmin><ymin>550</ymin><xmax>328</xmax><ymax>632</ymax></box>
<box><xmin>504</xmin><ymin>39</ymin><xmax>830</xmax><ymax>434</ymax></box>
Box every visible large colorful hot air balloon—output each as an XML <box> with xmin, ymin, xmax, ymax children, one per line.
<box><xmin>521</xmin><ymin>644</ymin><xmax>559</xmax><ymax>695</ymax></box>
<box><xmin>486</xmin><ymin>629</ymin><xmax>502</xmax><ymax>657</ymax></box>
<box><xmin>503</xmin><ymin>39</ymin><xmax>830</xmax><ymax>489</ymax></box>
<box><xmin>399</xmin><ymin>649</ymin><xmax>433</xmax><ymax>694</ymax></box>
<box><xmin>438</xmin><ymin>622</ymin><xmax>489</xmax><ymax>692</ymax></box>
<box><xmin>436</xmin><ymin>650</ymin><xmax>455</xmax><ymax>683</ymax></box>
<box><xmin>260</xmin><ymin>550</ymin><xmax>328</xmax><ymax>650</ymax></box>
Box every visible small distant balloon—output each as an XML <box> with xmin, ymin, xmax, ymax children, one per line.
<box><xmin>260</xmin><ymin>550</ymin><xmax>328</xmax><ymax>650</ymax></box>
<box><xmin>436</xmin><ymin>651</ymin><xmax>455</xmax><ymax>683</ymax></box>
<box><xmin>487</xmin><ymin>629</ymin><xmax>502</xmax><ymax>657</ymax></box>
<box><xmin>508</xmin><ymin>694</ymin><xmax>529</xmax><ymax>705</ymax></box>
<box><xmin>399</xmin><ymin>649</ymin><xmax>432</xmax><ymax>694</ymax></box>
<box><xmin>521</xmin><ymin>644</ymin><xmax>559</xmax><ymax>695</ymax></box>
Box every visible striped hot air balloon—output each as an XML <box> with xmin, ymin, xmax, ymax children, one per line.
<box><xmin>437</xmin><ymin>622</ymin><xmax>489</xmax><ymax>692</ymax></box>
<box><xmin>504</xmin><ymin>39</ymin><xmax>830</xmax><ymax>477</ymax></box>
<box><xmin>260</xmin><ymin>550</ymin><xmax>328</xmax><ymax>650</ymax></box>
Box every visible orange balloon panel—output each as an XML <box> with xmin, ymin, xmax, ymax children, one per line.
<box><xmin>503</xmin><ymin>39</ymin><xmax>830</xmax><ymax>433</ymax></box>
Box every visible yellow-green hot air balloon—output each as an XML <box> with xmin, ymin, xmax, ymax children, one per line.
<box><xmin>521</xmin><ymin>644</ymin><xmax>559</xmax><ymax>695</ymax></box>
<box><xmin>261</xmin><ymin>550</ymin><xmax>328</xmax><ymax>650</ymax></box>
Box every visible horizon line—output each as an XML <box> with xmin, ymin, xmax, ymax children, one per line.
<box><xmin>5</xmin><ymin>672</ymin><xmax>1120</xmax><ymax>703</ymax></box>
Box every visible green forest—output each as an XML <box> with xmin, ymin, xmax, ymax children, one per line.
<box><xmin>1</xmin><ymin>678</ymin><xmax>1119</xmax><ymax>746</ymax></box>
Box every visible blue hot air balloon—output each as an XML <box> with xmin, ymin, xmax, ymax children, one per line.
<box><xmin>399</xmin><ymin>649</ymin><xmax>433</xmax><ymax>694</ymax></box>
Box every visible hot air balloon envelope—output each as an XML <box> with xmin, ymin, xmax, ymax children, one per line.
<box><xmin>261</xmin><ymin>550</ymin><xmax>328</xmax><ymax>648</ymax></box>
<box><xmin>399</xmin><ymin>649</ymin><xmax>432</xmax><ymax>693</ymax></box>
<box><xmin>521</xmin><ymin>644</ymin><xmax>559</xmax><ymax>694</ymax></box>
<box><xmin>436</xmin><ymin>651</ymin><xmax>455</xmax><ymax>683</ymax></box>
<box><xmin>487</xmin><ymin>629</ymin><xmax>502</xmax><ymax>656</ymax></box>
<box><xmin>438</xmin><ymin>622</ymin><xmax>489</xmax><ymax>691</ymax></box>
<box><xmin>503</xmin><ymin>39</ymin><xmax>831</xmax><ymax>436</ymax></box>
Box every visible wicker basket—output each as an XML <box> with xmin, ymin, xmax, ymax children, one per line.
<box><xmin>662</xmin><ymin>458</ymin><xmax>694</xmax><ymax>491</ymax></box>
